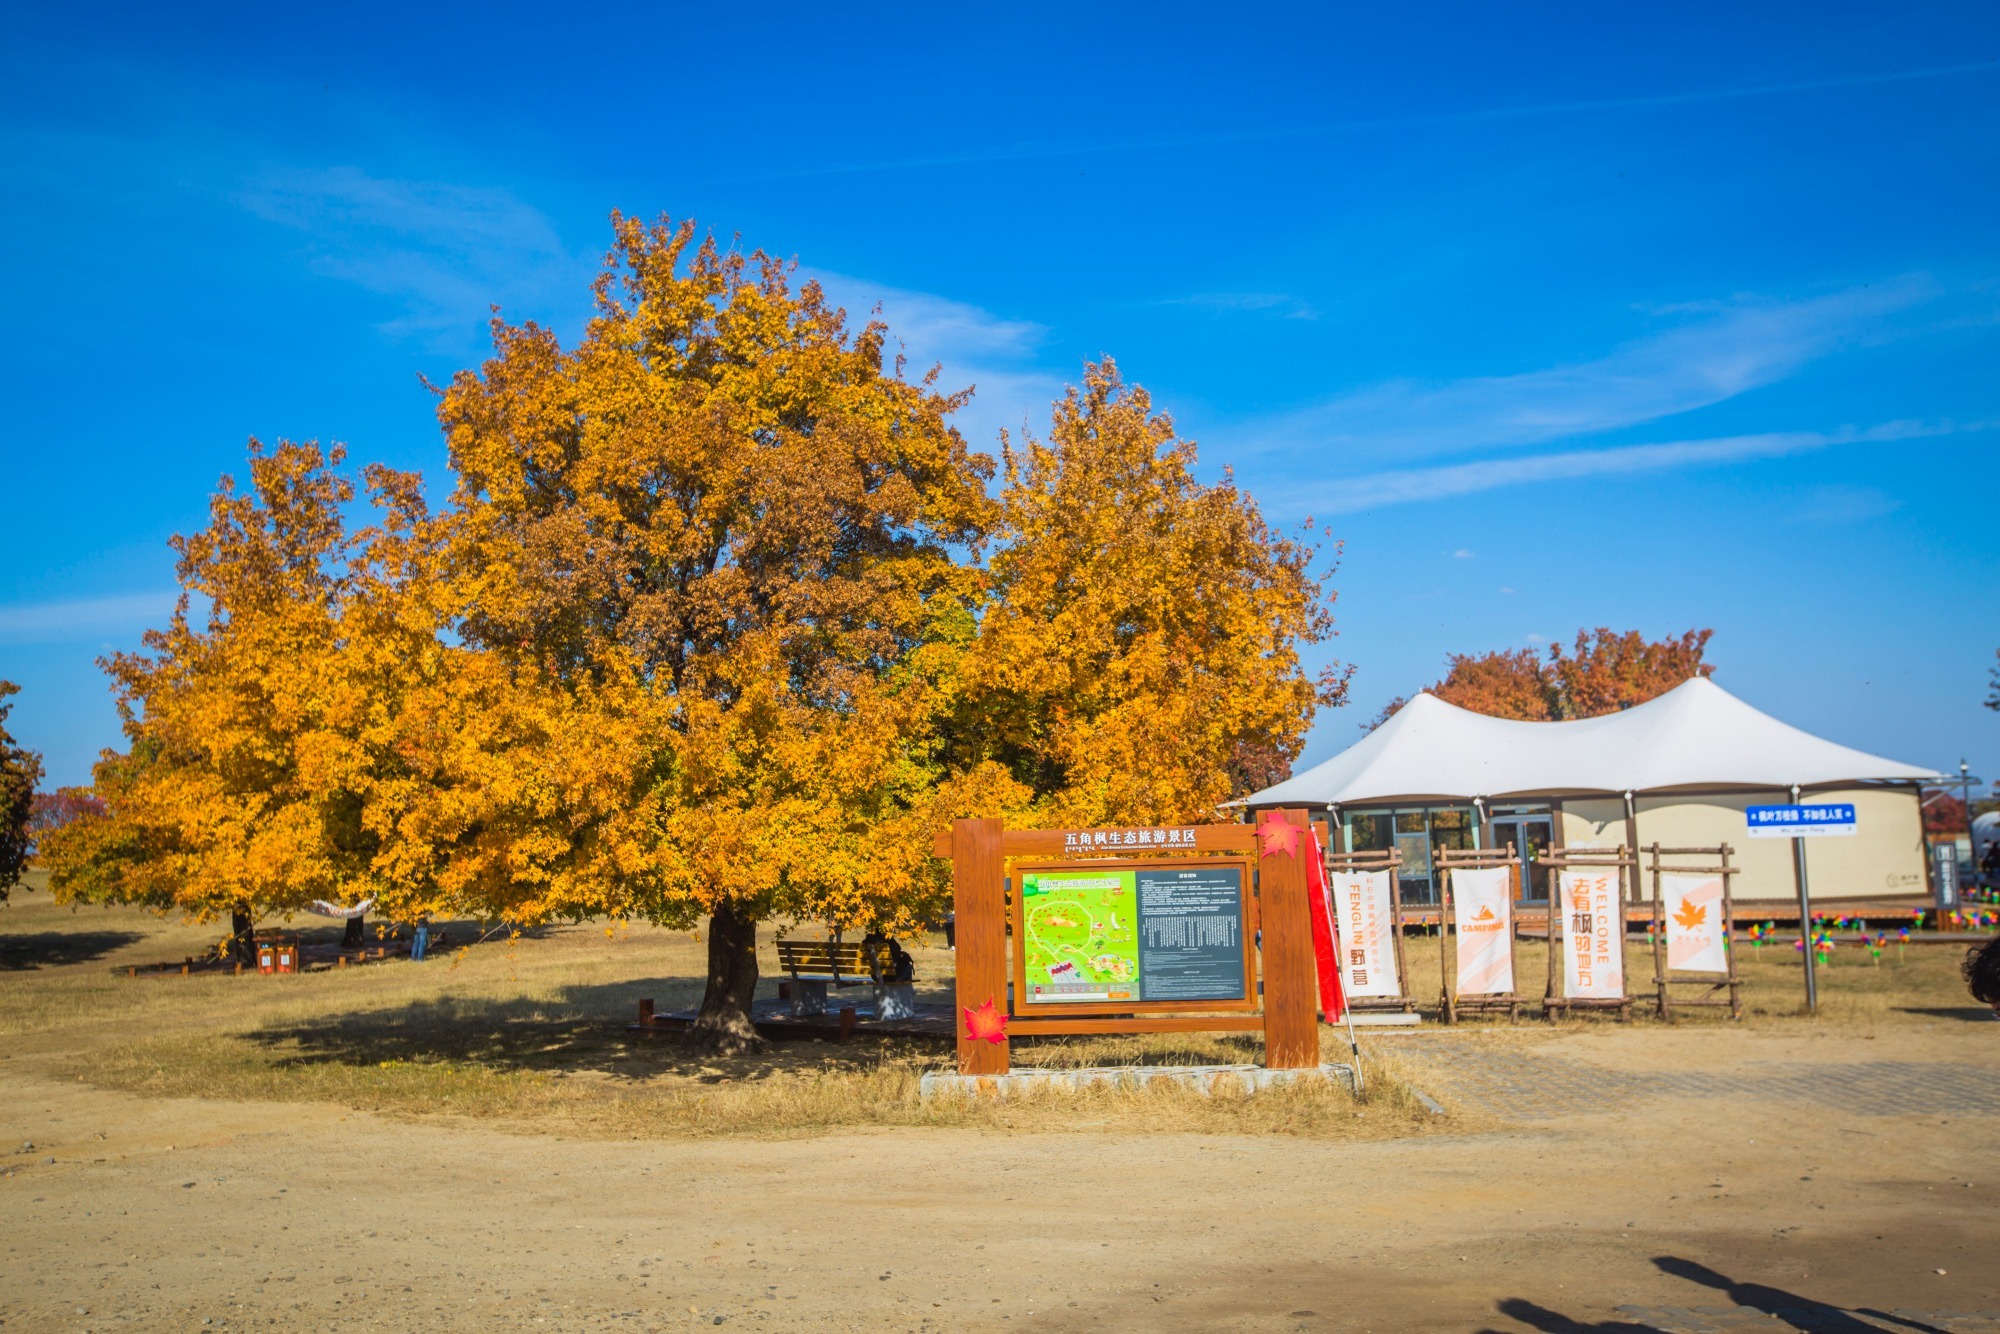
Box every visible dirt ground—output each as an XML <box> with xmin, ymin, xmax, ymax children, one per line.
<box><xmin>3</xmin><ymin>883</ymin><xmax>1997</xmax><ymax>1332</ymax></box>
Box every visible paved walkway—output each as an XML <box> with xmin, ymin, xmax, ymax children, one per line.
<box><xmin>1386</xmin><ymin>1040</ymin><xmax>2000</xmax><ymax>1120</ymax></box>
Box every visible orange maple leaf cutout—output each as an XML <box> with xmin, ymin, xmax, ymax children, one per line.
<box><xmin>962</xmin><ymin>997</ymin><xmax>1008</xmax><ymax>1045</ymax></box>
<box><xmin>1258</xmin><ymin>816</ymin><xmax>1301</xmax><ymax>860</ymax></box>
<box><xmin>1672</xmin><ymin>898</ymin><xmax>1707</xmax><ymax>930</ymax></box>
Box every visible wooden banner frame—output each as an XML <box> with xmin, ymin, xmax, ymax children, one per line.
<box><xmin>1323</xmin><ymin>848</ymin><xmax>1414</xmax><ymax>1014</ymax></box>
<box><xmin>1647</xmin><ymin>843</ymin><xmax>1744</xmax><ymax>1020</ymax></box>
<box><xmin>934</xmin><ymin>811</ymin><xmax>1321</xmax><ymax>1075</ymax></box>
<box><xmin>1541</xmin><ymin>847</ymin><xmax>1636</xmax><ymax>1022</ymax></box>
<box><xmin>1434</xmin><ymin>847</ymin><xmax>1524</xmax><ymax>1024</ymax></box>
<box><xmin>1009</xmin><ymin>857</ymin><xmax>1259</xmax><ymax>1017</ymax></box>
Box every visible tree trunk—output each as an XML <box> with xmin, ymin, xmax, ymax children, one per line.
<box><xmin>342</xmin><ymin>913</ymin><xmax>364</xmax><ymax>949</ymax></box>
<box><xmin>685</xmin><ymin>900</ymin><xmax>765</xmax><ymax>1055</ymax></box>
<box><xmin>229</xmin><ymin>902</ymin><xmax>257</xmax><ymax>964</ymax></box>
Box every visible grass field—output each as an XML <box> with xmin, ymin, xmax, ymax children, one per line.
<box><xmin>1</xmin><ymin>873</ymin><xmax>1987</xmax><ymax>1145</ymax></box>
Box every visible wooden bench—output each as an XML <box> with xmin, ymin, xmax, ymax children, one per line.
<box><xmin>776</xmin><ymin>939</ymin><xmax>889</xmax><ymax>986</ymax></box>
<box><xmin>775</xmin><ymin>939</ymin><xmax>910</xmax><ymax>1017</ymax></box>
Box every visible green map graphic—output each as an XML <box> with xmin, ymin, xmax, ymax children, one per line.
<box><xmin>1020</xmin><ymin>870</ymin><xmax>1141</xmax><ymax>1003</ymax></box>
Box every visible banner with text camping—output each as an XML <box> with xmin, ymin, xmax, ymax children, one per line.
<box><xmin>1451</xmin><ymin>867</ymin><xmax>1514</xmax><ymax>995</ymax></box>
<box><xmin>1331</xmin><ymin>870</ymin><xmax>1400</xmax><ymax>998</ymax></box>
<box><xmin>1661</xmin><ymin>873</ymin><xmax>1728</xmax><ymax>973</ymax></box>
<box><xmin>1559</xmin><ymin>869</ymin><xmax>1626</xmax><ymax>999</ymax></box>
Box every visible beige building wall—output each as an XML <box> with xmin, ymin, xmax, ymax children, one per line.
<box><xmin>1553</xmin><ymin>787</ymin><xmax>1926</xmax><ymax>903</ymax></box>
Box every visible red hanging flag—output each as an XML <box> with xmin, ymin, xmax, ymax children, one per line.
<box><xmin>1304</xmin><ymin>822</ymin><xmax>1347</xmax><ymax>1021</ymax></box>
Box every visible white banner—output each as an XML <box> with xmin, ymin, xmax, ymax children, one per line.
<box><xmin>1559</xmin><ymin>870</ymin><xmax>1625</xmax><ymax>999</ymax></box>
<box><xmin>1330</xmin><ymin>870</ymin><xmax>1400</xmax><ymax>998</ymax></box>
<box><xmin>1661</xmin><ymin>873</ymin><xmax>1728</xmax><ymax>973</ymax></box>
<box><xmin>1451</xmin><ymin>867</ymin><xmax>1514</xmax><ymax>996</ymax></box>
<box><xmin>307</xmin><ymin>898</ymin><xmax>375</xmax><ymax>920</ymax></box>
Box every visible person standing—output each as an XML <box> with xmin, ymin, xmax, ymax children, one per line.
<box><xmin>410</xmin><ymin>914</ymin><xmax>431</xmax><ymax>963</ymax></box>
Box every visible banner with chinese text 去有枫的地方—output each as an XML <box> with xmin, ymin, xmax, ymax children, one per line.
<box><xmin>1559</xmin><ymin>869</ymin><xmax>1626</xmax><ymax>999</ymax></box>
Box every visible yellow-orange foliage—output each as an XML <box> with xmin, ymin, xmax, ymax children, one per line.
<box><xmin>959</xmin><ymin>360</ymin><xmax>1346</xmax><ymax>827</ymax></box>
<box><xmin>431</xmin><ymin>215</ymin><xmax>996</xmax><ymax>947</ymax></box>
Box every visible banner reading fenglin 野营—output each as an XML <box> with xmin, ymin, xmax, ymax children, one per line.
<box><xmin>1661</xmin><ymin>873</ymin><xmax>1728</xmax><ymax>973</ymax></box>
<box><xmin>1330</xmin><ymin>870</ymin><xmax>1400</xmax><ymax>998</ymax></box>
<box><xmin>1559</xmin><ymin>869</ymin><xmax>1626</xmax><ymax>999</ymax></box>
<box><xmin>1451</xmin><ymin>867</ymin><xmax>1514</xmax><ymax>995</ymax></box>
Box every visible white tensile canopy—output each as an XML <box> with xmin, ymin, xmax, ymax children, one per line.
<box><xmin>1240</xmin><ymin>677</ymin><xmax>1938</xmax><ymax>807</ymax></box>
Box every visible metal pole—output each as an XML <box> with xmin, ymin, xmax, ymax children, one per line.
<box><xmin>1790</xmin><ymin>782</ymin><xmax>1817</xmax><ymax>1014</ymax></box>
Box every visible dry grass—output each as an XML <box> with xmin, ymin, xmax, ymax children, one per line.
<box><xmin>2</xmin><ymin>878</ymin><xmax>1985</xmax><ymax>1143</ymax></box>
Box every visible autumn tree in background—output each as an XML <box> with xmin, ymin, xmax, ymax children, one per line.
<box><xmin>1548</xmin><ymin>627</ymin><xmax>1714</xmax><ymax>718</ymax></box>
<box><xmin>434</xmin><ymin>215</ymin><xmax>995</xmax><ymax>1051</ymax></box>
<box><xmin>957</xmin><ymin>360</ymin><xmax>1347</xmax><ymax>825</ymax></box>
<box><xmin>1370</xmin><ymin>627</ymin><xmax>1714</xmax><ymax>729</ymax></box>
<box><xmin>0</xmin><ymin>682</ymin><xmax>43</xmax><ymax>900</ymax></box>
<box><xmin>36</xmin><ymin>442</ymin><xmax>454</xmax><ymax>957</ymax></box>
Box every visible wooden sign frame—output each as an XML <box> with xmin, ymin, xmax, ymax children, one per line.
<box><xmin>1433</xmin><ymin>848</ymin><xmax>1524</xmax><ymax>1024</ymax></box>
<box><xmin>935</xmin><ymin>812</ymin><xmax>1322</xmax><ymax>1076</ymax></box>
<box><xmin>1541</xmin><ymin>847</ymin><xmax>1637</xmax><ymax>1022</ymax></box>
<box><xmin>1646</xmin><ymin>843</ymin><xmax>1744</xmax><ymax>1020</ymax></box>
<box><xmin>1010</xmin><ymin>857</ymin><xmax>1259</xmax><ymax>1017</ymax></box>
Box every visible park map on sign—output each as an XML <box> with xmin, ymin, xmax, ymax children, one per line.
<box><xmin>1020</xmin><ymin>871</ymin><xmax>1140</xmax><ymax>1002</ymax></box>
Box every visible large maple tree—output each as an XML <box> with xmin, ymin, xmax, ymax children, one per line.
<box><xmin>433</xmin><ymin>215</ymin><xmax>994</xmax><ymax>1051</ymax></box>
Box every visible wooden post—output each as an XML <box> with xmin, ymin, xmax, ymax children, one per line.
<box><xmin>1650</xmin><ymin>844</ymin><xmax>1669</xmax><ymax>1021</ymax></box>
<box><xmin>952</xmin><ymin>817</ymin><xmax>1009</xmax><ymax>1076</ymax></box>
<box><xmin>1721</xmin><ymin>843</ymin><xmax>1742</xmax><ymax>1020</ymax></box>
<box><xmin>1439</xmin><ymin>868</ymin><xmax>1457</xmax><ymax>1025</ymax></box>
<box><xmin>638</xmin><ymin>997</ymin><xmax>655</xmax><ymax>1026</ymax></box>
<box><xmin>1258</xmin><ymin>809</ymin><xmax>1320</xmax><ymax>1069</ymax></box>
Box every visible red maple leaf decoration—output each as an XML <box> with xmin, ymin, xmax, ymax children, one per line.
<box><xmin>1258</xmin><ymin>815</ymin><xmax>1301</xmax><ymax>860</ymax></box>
<box><xmin>962</xmin><ymin>997</ymin><xmax>1009</xmax><ymax>1045</ymax></box>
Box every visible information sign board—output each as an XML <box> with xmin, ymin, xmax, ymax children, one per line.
<box><xmin>1012</xmin><ymin>858</ymin><xmax>1254</xmax><ymax>1013</ymax></box>
<box><xmin>1745</xmin><ymin>803</ymin><xmax>1856</xmax><ymax>839</ymax></box>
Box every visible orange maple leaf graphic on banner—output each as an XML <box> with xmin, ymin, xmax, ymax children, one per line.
<box><xmin>1672</xmin><ymin>898</ymin><xmax>1707</xmax><ymax>930</ymax></box>
<box><xmin>962</xmin><ymin>997</ymin><xmax>1008</xmax><ymax>1045</ymax></box>
<box><xmin>1258</xmin><ymin>817</ymin><xmax>1301</xmax><ymax>860</ymax></box>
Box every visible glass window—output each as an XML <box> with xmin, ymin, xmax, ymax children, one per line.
<box><xmin>1347</xmin><ymin>813</ymin><xmax>1394</xmax><ymax>853</ymax></box>
<box><xmin>1430</xmin><ymin>808</ymin><xmax>1474</xmax><ymax>853</ymax></box>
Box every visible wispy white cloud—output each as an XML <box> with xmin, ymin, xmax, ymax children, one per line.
<box><xmin>1306</xmin><ymin>419</ymin><xmax>1989</xmax><ymax>513</ymax></box>
<box><xmin>1451</xmin><ymin>548</ymin><xmax>1475</xmax><ymax>559</ymax></box>
<box><xmin>1245</xmin><ymin>279</ymin><xmax>1941</xmax><ymax>463</ymax></box>
<box><xmin>0</xmin><ymin>592</ymin><xmax>176</xmax><ymax>644</ymax></box>
<box><xmin>239</xmin><ymin>167</ymin><xmax>587</xmax><ymax>346</ymax></box>
<box><xmin>1158</xmin><ymin>292</ymin><xmax>1319</xmax><ymax>321</ymax></box>
<box><xmin>806</xmin><ymin>270</ymin><xmax>1065</xmax><ymax>451</ymax></box>
<box><xmin>728</xmin><ymin>61</ymin><xmax>2000</xmax><ymax>182</ymax></box>
<box><xmin>1787</xmin><ymin>484</ymin><xmax>1904</xmax><ymax>524</ymax></box>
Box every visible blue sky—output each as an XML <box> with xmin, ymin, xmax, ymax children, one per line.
<box><xmin>2</xmin><ymin>2</ymin><xmax>1997</xmax><ymax>790</ymax></box>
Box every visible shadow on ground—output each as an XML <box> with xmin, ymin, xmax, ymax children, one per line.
<box><xmin>1894</xmin><ymin>1006</ymin><xmax>1998</xmax><ymax>1023</ymax></box>
<box><xmin>239</xmin><ymin>976</ymin><xmax>948</xmax><ymax>1082</ymax></box>
<box><xmin>1483</xmin><ymin>1256</ymin><xmax>1956</xmax><ymax>1333</ymax></box>
<box><xmin>0</xmin><ymin>930</ymin><xmax>146</xmax><ymax>970</ymax></box>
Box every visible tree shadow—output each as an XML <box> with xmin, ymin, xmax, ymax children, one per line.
<box><xmin>0</xmin><ymin>930</ymin><xmax>145</xmax><ymax>970</ymax></box>
<box><xmin>1894</xmin><ymin>1006</ymin><xmax>1999</xmax><ymax>1023</ymax></box>
<box><xmin>239</xmin><ymin>975</ymin><xmax>937</xmax><ymax>1082</ymax></box>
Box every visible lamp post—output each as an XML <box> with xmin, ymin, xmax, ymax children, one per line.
<box><xmin>1790</xmin><ymin>782</ymin><xmax>1817</xmax><ymax>1015</ymax></box>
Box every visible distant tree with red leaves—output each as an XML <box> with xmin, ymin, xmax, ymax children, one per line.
<box><xmin>1368</xmin><ymin>627</ymin><xmax>1715</xmax><ymax>731</ymax></box>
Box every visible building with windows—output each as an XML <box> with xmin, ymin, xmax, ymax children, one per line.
<box><xmin>1239</xmin><ymin>678</ymin><xmax>1938</xmax><ymax>907</ymax></box>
